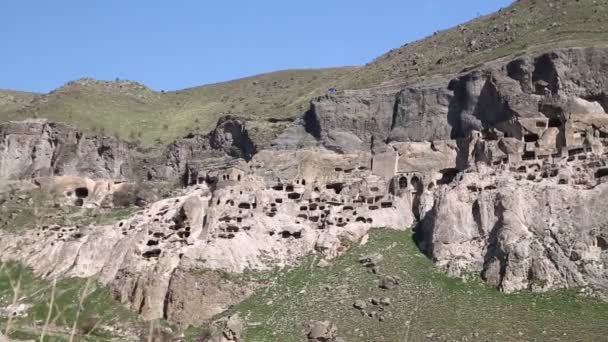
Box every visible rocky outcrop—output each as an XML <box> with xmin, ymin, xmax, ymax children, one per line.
<box><xmin>144</xmin><ymin>116</ymin><xmax>263</xmax><ymax>184</ymax></box>
<box><xmin>2</xmin><ymin>46</ymin><xmax>608</xmax><ymax>327</ymax></box>
<box><xmin>0</xmin><ymin>119</ymin><xmax>133</xmax><ymax>180</ymax></box>
<box><xmin>0</xmin><ymin>116</ymin><xmax>272</xmax><ymax>187</ymax></box>
<box><xmin>209</xmin><ymin>116</ymin><xmax>257</xmax><ymax>160</ymax></box>
<box><xmin>420</xmin><ymin>169</ymin><xmax>608</xmax><ymax>293</ymax></box>
<box><xmin>305</xmin><ymin>47</ymin><xmax>608</xmax><ymax>152</ymax></box>
<box><xmin>305</xmin><ymin>93</ymin><xmax>396</xmax><ymax>153</ymax></box>
<box><xmin>0</xmin><ymin>147</ymin><xmax>423</xmax><ymax>324</ymax></box>
<box><xmin>389</xmin><ymin>84</ymin><xmax>453</xmax><ymax>142</ymax></box>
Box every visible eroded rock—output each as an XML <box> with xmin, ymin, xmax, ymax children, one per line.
<box><xmin>306</xmin><ymin>320</ymin><xmax>338</xmax><ymax>342</ymax></box>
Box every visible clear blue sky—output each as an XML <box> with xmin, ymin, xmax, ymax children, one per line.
<box><xmin>1</xmin><ymin>0</ymin><xmax>512</xmax><ymax>93</ymax></box>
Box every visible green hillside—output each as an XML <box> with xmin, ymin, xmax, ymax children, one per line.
<box><xmin>226</xmin><ymin>229</ymin><xmax>608</xmax><ymax>342</ymax></box>
<box><xmin>341</xmin><ymin>0</ymin><xmax>608</xmax><ymax>89</ymax></box>
<box><xmin>0</xmin><ymin>68</ymin><xmax>355</xmax><ymax>144</ymax></box>
<box><xmin>1</xmin><ymin>0</ymin><xmax>606</xmax><ymax>144</ymax></box>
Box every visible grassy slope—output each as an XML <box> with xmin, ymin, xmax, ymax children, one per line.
<box><xmin>1</xmin><ymin>1</ymin><xmax>606</xmax><ymax>143</ymax></box>
<box><xmin>341</xmin><ymin>0</ymin><xmax>608</xmax><ymax>89</ymax></box>
<box><xmin>0</xmin><ymin>262</ymin><xmax>137</xmax><ymax>341</ymax></box>
<box><xmin>0</xmin><ymin>262</ymin><xmax>210</xmax><ymax>341</ymax></box>
<box><xmin>226</xmin><ymin>229</ymin><xmax>608</xmax><ymax>342</ymax></box>
<box><xmin>0</xmin><ymin>90</ymin><xmax>38</xmax><ymax>119</ymax></box>
<box><xmin>0</xmin><ymin>67</ymin><xmax>355</xmax><ymax>144</ymax></box>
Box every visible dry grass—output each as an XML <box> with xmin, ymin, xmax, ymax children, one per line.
<box><xmin>39</xmin><ymin>277</ymin><xmax>56</xmax><ymax>342</ymax></box>
<box><xmin>340</xmin><ymin>0</ymin><xmax>608</xmax><ymax>89</ymax></box>
<box><xmin>2</xmin><ymin>263</ymin><xmax>21</xmax><ymax>337</ymax></box>
<box><xmin>0</xmin><ymin>263</ymin><xmax>141</xmax><ymax>341</ymax></box>
<box><xmin>1</xmin><ymin>1</ymin><xmax>605</xmax><ymax>145</ymax></box>
<box><xmin>226</xmin><ymin>229</ymin><xmax>608</xmax><ymax>342</ymax></box>
<box><xmin>0</xmin><ymin>67</ymin><xmax>355</xmax><ymax>144</ymax></box>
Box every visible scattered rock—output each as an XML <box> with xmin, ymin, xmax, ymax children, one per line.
<box><xmin>380</xmin><ymin>297</ymin><xmax>391</xmax><ymax>306</ymax></box>
<box><xmin>317</xmin><ymin>259</ymin><xmax>331</xmax><ymax>268</ymax></box>
<box><xmin>353</xmin><ymin>300</ymin><xmax>367</xmax><ymax>310</ymax></box>
<box><xmin>223</xmin><ymin>314</ymin><xmax>244</xmax><ymax>341</ymax></box>
<box><xmin>0</xmin><ymin>303</ymin><xmax>31</xmax><ymax>318</ymax></box>
<box><xmin>306</xmin><ymin>321</ymin><xmax>338</xmax><ymax>342</ymax></box>
<box><xmin>379</xmin><ymin>275</ymin><xmax>401</xmax><ymax>290</ymax></box>
<box><xmin>359</xmin><ymin>253</ymin><xmax>383</xmax><ymax>267</ymax></box>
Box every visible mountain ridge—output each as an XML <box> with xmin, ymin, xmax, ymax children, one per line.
<box><xmin>2</xmin><ymin>0</ymin><xmax>607</xmax><ymax>144</ymax></box>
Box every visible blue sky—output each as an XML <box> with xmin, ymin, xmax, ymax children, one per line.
<box><xmin>1</xmin><ymin>0</ymin><xmax>512</xmax><ymax>93</ymax></box>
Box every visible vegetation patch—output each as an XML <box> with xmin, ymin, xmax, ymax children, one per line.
<box><xmin>0</xmin><ymin>262</ymin><xmax>138</xmax><ymax>340</ymax></box>
<box><xmin>0</xmin><ymin>68</ymin><xmax>354</xmax><ymax>144</ymax></box>
<box><xmin>225</xmin><ymin>229</ymin><xmax>608</xmax><ymax>342</ymax></box>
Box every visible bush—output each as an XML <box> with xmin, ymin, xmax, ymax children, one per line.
<box><xmin>112</xmin><ymin>186</ymin><xmax>137</xmax><ymax>208</ymax></box>
<box><xmin>78</xmin><ymin>315</ymin><xmax>100</xmax><ymax>336</ymax></box>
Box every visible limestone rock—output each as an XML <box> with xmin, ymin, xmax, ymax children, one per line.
<box><xmin>421</xmin><ymin>171</ymin><xmax>608</xmax><ymax>292</ymax></box>
<box><xmin>353</xmin><ymin>300</ymin><xmax>367</xmax><ymax>310</ymax></box>
<box><xmin>2</xmin><ymin>46</ymin><xmax>608</xmax><ymax>327</ymax></box>
<box><xmin>0</xmin><ymin>119</ymin><xmax>132</xmax><ymax>181</ymax></box>
<box><xmin>306</xmin><ymin>320</ymin><xmax>338</xmax><ymax>342</ymax></box>
<box><xmin>379</xmin><ymin>275</ymin><xmax>401</xmax><ymax>290</ymax></box>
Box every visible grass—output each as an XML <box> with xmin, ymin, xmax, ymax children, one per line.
<box><xmin>340</xmin><ymin>0</ymin><xmax>608</xmax><ymax>89</ymax></box>
<box><xmin>0</xmin><ymin>262</ymin><xmax>138</xmax><ymax>341</ymax></box>
<box><xmin>0</xmin><ymin>90</ymin><xmax>37</xmax><ymax>119</ymax></box>
<box><xmin>0</xmin><ymin>262</ymin><xmax>212</xmax><ymax>341</ymax></box>
<box><xmin>1</xmin><ymin>1</ymin><xmax>606</xmax><ymax>144</ymax></box>
<box><xmin>0</xmin><ymin>68</ymin><xmax>355</xmax><ymax>145</ymax></box>
<box><xmin>225</xmin><ymin>229</ymin><xmax>608</xmax><ymax>342</ymax></box>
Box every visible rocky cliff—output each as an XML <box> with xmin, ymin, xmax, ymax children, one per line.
<box><xmin>0</xmin><ymin>119</ymin><xmax>133</xmax><ymax>180</ymax></box>
<box><xmin>1</xmin><ymin>46</ymin><xmax>608</xmax><ymax>327</ymax></box>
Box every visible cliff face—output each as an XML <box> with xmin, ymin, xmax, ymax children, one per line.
<box><xmin>0</xmin><ymin>149</ymin><xmax>416</xmax><ymax>324</ymax></box>
<box><xmin>1</xmin><ymin>47</ymin><xmax>608</xmax><ymax>325</ymax></box>
<box><xmin>0</xmin><ymin>119</ymin><xmax>133</xmax><ymax>180</ymax></box>
<box><xmin>420</xmin><ymin>170</ymin><xmax>608</xmax><ymax>293</ymax></box>
<box><xmin>306</xmin><ymin>47</ymin><xmax>608</xmax><ymax>149</ymax></box>
<box><xmin>0</xmin><ymin>115</ymin><xmax>264</xmax><ymax>186</ymax></box>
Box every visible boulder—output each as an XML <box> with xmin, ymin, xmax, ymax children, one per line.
<box><xmin>306</xmin><ymin>321</ymin><xmax>338</xmax><ymax>342</ymax></box>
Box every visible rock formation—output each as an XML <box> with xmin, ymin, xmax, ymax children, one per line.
<box><xmin>0</xmin><ymin>119</ymin><xmax>132</xmax><ymax>180</ymax></box>
<box><xmin>1</xmin><ymin>46</ymin><xmax>608</xmax><ymax>327</ymax></box>
<box><xmin>0</xmin><ymin>146</ymin><xmax>418</xmax><ymax>324</ymax></box>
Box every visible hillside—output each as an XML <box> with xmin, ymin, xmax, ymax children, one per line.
<box><xmin>0</xmin><ymin>68</ymin><xmax>355</xmax><ymax>144</ymax></box>
<box><xmin>2</xmin><ymin>1</ymin><xmax>608</xmax><ymax>340</ymax></box>
<box><xmin>226</xmin><ymin>229</ymin><xmax>608</xmax><ymax>341</ymax></box>
<box><xmin>1</xmin><ymin>0</ymin><xmax>606</xmax><ymax>144</ymax></box>
<box><xmin>0</xmin><ymin>90</ymin><xmax>38</xmax><ymax>119</ymax></box>
<box><xmin>341</xmin><ymin>0</ymin><xmax>608</xmax><ymax>89</ymax></box>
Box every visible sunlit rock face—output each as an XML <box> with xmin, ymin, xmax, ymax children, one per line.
<box><xmin>2</xmin><ymin>47</ymin><xmax>608</xmax><ymax>324</ymax></box>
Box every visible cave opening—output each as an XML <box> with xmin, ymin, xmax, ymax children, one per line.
<box><xmin>398</xmin><ymin>176</ymin><xmax>408</xmax><ymax>189</ymax></box>
<box><xmin>548</xmin><ymin>117</ymin><xmax>561</xmax><ymax>128</ymax></box>
<box><xmin>326</xmin><ymin>183</ymin><xmax>345</xmax><ymax>194</ymax></box>
<box><xmin>75</xmin><ymin>187</ymin><xmax>89</xmax><ymax>198</ymax></box>
<box><xmin>524</xmin><ymin>133</ymin><xmax>539</xmax><ymax>143</ymax></box>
